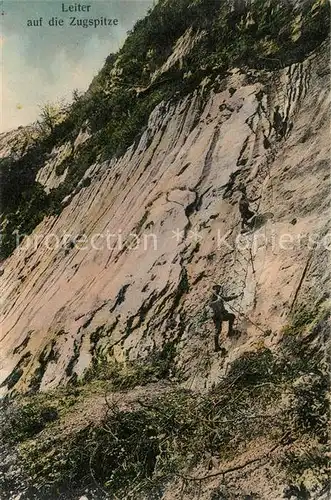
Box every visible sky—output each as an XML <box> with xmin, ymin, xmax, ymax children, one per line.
<box><xmin>0</xmin><ymin>0</ymin><xmax>155</xmax><ymax>132</ymax></box>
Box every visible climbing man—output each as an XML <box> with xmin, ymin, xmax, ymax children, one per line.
<box><xmin>209</xmin><ymin>285</ymin><xmax>241</xmax><ymax>352</ymax></box>
<box><xmin>238</xmin><ymin>185</ymin><xmax>261</xmax><ymax>232</ymax></box>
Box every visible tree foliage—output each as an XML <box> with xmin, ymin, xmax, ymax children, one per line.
<box><xmin>37</xmin><ymin>101</ymin><xmax>68</xmax><ymax>135</ymax></box>
<box><xmin>1</xmin><ymin>0</ymin><xmax>329</xmax><ymax>260</ymax></box>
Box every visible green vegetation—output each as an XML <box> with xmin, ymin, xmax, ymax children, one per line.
<box><xmin>282</xmin><ymin>303</ymin><xmax>324</xmax><ymax>337</ymax></box>
<box><xmin>84</xmin><ymin>343</ymin><xmax>176</xmax><ymax>389</ymax></box>
<box><xmin>0</xmin><ymin>1</ymin><xmax>329</xmax><ymax>494</ymax></box>
<box><xmin>37</xmin><ymin>101</ymin><xmax>69</xmax><ymax>136</ymax></box>
<box><xmin>1</xmin><ymin>306</ymin><xmax>328</xmax><ymax>499</ymax></box>
<box><xmin>1</xmin><ymin>388</ymin><xmax>79</xmax><ymax>445</ymax></box>
<box><xmin>1</xmin><ymin>0</ymin><xmax>329</xmax><ymax>259</ymax></box>
<box><xmin>2</xmin><ymin>400</ymin><xmax>59</xmax><ymax>443</ymax></box>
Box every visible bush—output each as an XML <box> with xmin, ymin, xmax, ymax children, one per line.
<box><xmin>84</xmin><ymin>343</ymin><xmax>176</xmax><ymax>389</ymax></box>
<box><xmin>1</xmin><ymin>311</ymin><xmax>328</xmax><ymax>499</ymax></box>
<box><xmin>2</xmin><ymin>400</ymin><xmax>58</xmax><ymax>443</ymax></box>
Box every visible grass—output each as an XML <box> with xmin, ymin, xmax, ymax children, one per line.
<box><xmin>1</xmin><ymin>387</ymin><xmax>80</xmax><ymax>444</ymax></box>
<box><xmin>282</xmin><ymin>306</ymin><xmax>321</xmax><ymax>337</ymax></box>
<box><xmin>1</xmin><ymin>304</ymin><xmax>328</xmax><ymax>499</ymax></box>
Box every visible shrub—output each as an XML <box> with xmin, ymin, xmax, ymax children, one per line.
<box><xmin>84</xmin><ymin>343</ymin><xmax>176</xmax><ymax>389</ymax></box>
<box><xmin>1</xmin><ymin>311</ymin><xmax>328</xmax><ymax>498</ymax></box>
<box><xmin>2</xmin><ymin>400</ymin><xmax>58</xmax><ymax>443</ymax></box>
<box><xmin>2</xmin><ymin>0</ymin><xmax>329</xmax><ymax>260</ymax></box>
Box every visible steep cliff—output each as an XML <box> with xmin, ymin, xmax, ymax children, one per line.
<box><xmin>0</xmin><ymin>0</ymin><xmax>330</xmax><ymax>498</ymax></box>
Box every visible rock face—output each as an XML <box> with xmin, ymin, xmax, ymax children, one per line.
<box><xmin>0</xmin><ymin>41</ymin><xmax>329</xmax><ymax>395</ymax></box>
